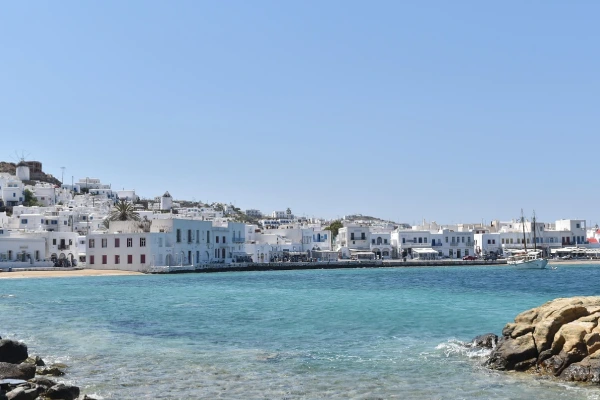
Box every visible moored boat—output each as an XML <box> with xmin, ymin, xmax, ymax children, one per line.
<box><xmin>507</xmin><ymin>210</ymin><xmax>547</xmax><ymax>269</ymax></box>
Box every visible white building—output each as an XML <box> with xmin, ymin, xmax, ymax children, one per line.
<box><xmin>86</xmin><ymin>218</ymin><xmax>247</xmax><ymax>271</ymax></box>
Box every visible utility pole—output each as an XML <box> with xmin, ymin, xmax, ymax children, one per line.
<box><xmin>60</xmin><ymin>167</ymin><xmax>65</xmax><ymax>185</ymax></box>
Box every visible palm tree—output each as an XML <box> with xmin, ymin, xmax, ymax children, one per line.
<box><xmin>108</xmin><ymin>199</ymin><xmax>140</xmax><ymax>221</ymax></box>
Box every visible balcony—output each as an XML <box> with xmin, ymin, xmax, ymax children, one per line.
<box><xmin>58</xmin><ymin>245</ymin><xmax>70</xmax><ymax>250</ymax></box>
<box><xmin>233</xmin><ymin>237</ymin><xmax>245</xmax><ymax>243</ymax></box>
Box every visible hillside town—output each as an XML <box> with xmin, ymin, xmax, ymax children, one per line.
<box><xmin>0</xmin><ymin>160</ymin><xmax>598</xmax><ymax>272</ymax></box>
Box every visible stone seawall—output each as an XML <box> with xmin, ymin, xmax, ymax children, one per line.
<box><xmin>148</xmin><ymin>259</ymin><xmax>507</xmax><ymax>274</ymax></box>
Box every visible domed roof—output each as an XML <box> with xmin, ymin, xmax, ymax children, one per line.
<box><xmin>162</xmin><ymin>191</ymin><xmax>172</xmax><ymax>198</ymax></box>
<box><xmin>16</xmin><ymin>161</ymin><xmax>28</xmax><ymax>167</ymax></box>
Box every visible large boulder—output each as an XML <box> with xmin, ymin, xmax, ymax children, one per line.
<box><xmin>0</xmin><ymin>341</ymin><xmax>28</xmax><ymax>364</ymax></box>
<box><xmin>484</xmin><ymin>297</ymin><xmax>600</xmax><ymax>384</ymax></box>
<box><xmin>0</xmin><ymin>363</ymin><xmax>35</xmax><ymax>380</ymax></box>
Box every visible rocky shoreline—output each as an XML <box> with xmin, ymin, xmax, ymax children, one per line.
<box><xmin>0</xmin><ymin>337</ymin><xmax>96</xmax><ymax>400</ymax></box>
<box><xmin>472</xmin><ymin>296</ymin><xmax>600</xmax><ymax>384</ymax></box>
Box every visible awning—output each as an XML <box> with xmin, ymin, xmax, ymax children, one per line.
<box><xmin>412</xmin><ymin>248</ymin><xmax>439</xmax><ymax>254</ymax></box>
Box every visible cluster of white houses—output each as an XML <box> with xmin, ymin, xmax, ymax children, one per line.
<box><xmin>1</xmin><ymin>162</ymin><xmax>600</xmax><ymax>271</ymax></box>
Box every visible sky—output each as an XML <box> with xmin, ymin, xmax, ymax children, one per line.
<box><xmin>1</xmin><ymin>1</ymin><xmax>599</xmax><ymax>225</ymax></box>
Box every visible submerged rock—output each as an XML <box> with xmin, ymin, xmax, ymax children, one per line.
<box><xmin>483</xmin><ymin>296</ymin><xmax>600</xmax><ymax>384</ymax></box>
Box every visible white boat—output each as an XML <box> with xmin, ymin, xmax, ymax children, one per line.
<box><xmin>507</xmin><ymin>210</ymin><xmax>548</xmax><ymax>269</ymax></box>
<box><xmin>507</xmin><ymin>250</ymin><xmax>548</xmax><ymax>269</ymax></box>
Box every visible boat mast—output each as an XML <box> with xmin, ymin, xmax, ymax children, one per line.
<box><xmin>533</xmin><ymin>211</ymin><xmax>537</xmax><ymax>252</ymax></box>
<box><xmin>521</xmin><ymin>209</ymin><xmax>527</xmax><ymax>252</ymax></box>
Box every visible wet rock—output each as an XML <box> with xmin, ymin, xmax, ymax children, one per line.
<box><xmin>45</xmin><ymin>383</ymin><xmax>80</xmax><ymax>400</ymax></box>
<box><xmin>23</xmin><ymin>356</ymin><xmax>44</xmax><ymax>367</ymax></box>
<box><xmin>470</xmin><ymin>333</ymin><xmax>498</xmax><ymax>349</ymax></box>
<box><xmin>486</xmin><ymin>333</ymin><xmax>537</xmax><ymax>370</ymax></box>
<box><xmin>0</xmin><ymin>341</ymin><xmax>28</xmax><ymax>364</ymax></box>
<box><xmin>28</xmin><ymin>376</ymin><xmax>56</xmax><ymax>390</ymax></box>
<box><xmin>36</xmin><ymin>367</ymin><xmax>64</xmax><ymax>377</ymax></box>
<box><xmin>0</xmin><ymin>363</ymin><xmax>35</xmax><ymax>380</ymax></box>
<box><xmin>82</xmin><ymin>395</ymin><xmax>102</xmax><ymax>400</ymax></box>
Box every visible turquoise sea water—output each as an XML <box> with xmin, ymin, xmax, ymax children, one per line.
<box><xmin>2</xmin><ymin>264</ymin><xmax>600</xmax><ymax>399</ymax></box>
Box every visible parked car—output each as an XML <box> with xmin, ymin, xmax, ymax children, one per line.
<box><xmin>462</xmin><ymin>255</ymin><xmax>477</xmax><ymax>261</ymax></box>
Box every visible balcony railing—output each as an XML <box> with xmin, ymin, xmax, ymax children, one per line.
<box><xmin>58</xmin><ymin>245</ymin><xmax>70</xmax><ymax>250</ymax></box>
<box><xmin>233</xmin><ymin>237</ymin><xmax>245</xmax><ymax>243</ymax></box>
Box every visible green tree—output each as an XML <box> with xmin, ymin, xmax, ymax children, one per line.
<box><xmin>23</xmin><ymin>189</ymin><xmax>39</xmax><ymax>207</ymax></box>
<box><xmin>324</xmin><ymin>220</ymin><xmax>343</xmax><ymax>238</ymax></box>
<box><xmin>108</xmin><ymin>199</ymin><xmax>140</xmax><ymax>221</ymax></box>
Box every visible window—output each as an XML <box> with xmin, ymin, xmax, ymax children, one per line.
<box><xmin>445</xmin><ymin>237</ymin><xmax>448</xmax><ymax>243</ymax></box>
<box><xmin>418</xmin><ymin>238</ymin><xmax>422</xmax><ymax>243</ymax></box>
<box><xmin>140</xmin><ymin>254</ymin><xmax>146</xmax><ymax>264</ymax></box>
<box><xmin>361</xmin><ymin>233</ymin><xmax>365</xmax><ymax>240</ymax></box>
<box><xmin>492</xmin><ymin>240</ymin><xmax>496</xmax><ymax>244</ymax></box>
<box><xmin>196</xmin><ymin>230</ymin><xmax>199</xmax><ymax>244</ymax></box>
<box><xmin>176</xmin><ymin>229</ymin><xmax>181</xmax><ymax>243</ymax></box>
<box><xmin>413</xmin><ymin>237</ymin><xmax>417</xmax><ymax>243</ymax></box>
<box><xmin>487</xmin><ymin>239</ymin><xmax>491</xmax><ymax>244</ymax></box>
<box><xmin>89</xmin><ymin>239</ymin><xmax>95</xmax><ymax>248</ymax></box>
<box><xmin>69</xmin><ymin>239</ymin><xmax>72</xmax><ymax>245</ymax></box>
<box><xmin>502</xmin><ymin>238</ymin><xmax>505</xmax><ymax>244</ymax></box>
<box><xmin>510</xmin><ymin>238</ymin><xmax>513</xmax><ymax>244</ymax></box>
<box><xmin>188</xmin><ymin>230</ymin><xmax>192</xmax><ymax>243</ymax></box>
<box><xmin>351</xmin><ymin>233</ymin><xmax>355</xmax><ymax>240</ymax></box>
<box><xmin>89</xmin><ymin>255</ymin><xmax>95</xmax><ymax>265</ymax></box>
<box><xmin>384</xmin><ymin>239</ymin><xmax>388</xmax><ymax>244</ymax></box>
<box><xmin>461</xmin><ymin>237</ymin><xmax>465</xmax><ymax>243</ymax></box>
<box><xmin>115</xmin><ymin>255</ymin><xmax>120</xmax><ymax>264</ymax></box>
<box><xmin>21</xmin><ymin>219</ymin><xmax>28</xmax><ymax>224</ymax></box>
<box><xmin>140</xmin><ymin>237</ymin><xmax>146</xmax><ymax>247</ymax></box>
<box><xmin>127</xmin><ymin>238</ymin><xmax>133</xmax><ymax>247</ymax></box>
<box><xmin>52</xmin><ymin>239</ymin><xmax>56</xmax><ymax>245</ymax></box>
<box><xmin>576</xmin><ymin>223</ymin><xmax>581</xmax><ymax>229</ymax></box>
<box><xmin>207</xmin><ymin>231</ymin><xmax>210</xmax><ymax>243</ymax></box>
<box><xmin>372</xmin><ymin>239</ymin><xmax>375</xmax><ymax>244</ymax></box>
<box><xmin>127</xmin><ymin>255</ymin><xmax>133</xmax><ymax>264</ymax></box>
<box><xmin>402</xmin><ymin>238</ymin><xmax>405</xmax><ymax>244</ymax></box>
<box><xmin>102</xmin><ymin>255</ymin><xmax>107</xmax><ymax>264</ymax></box>
<box><xmin>216</xmin><ymin>236</ymin><xmax>219</xmax><ymax>243</ymax></box>
<box><xmin>115</xmin><ymin>238</ymin><xmax>120</xmax><ymax>247</ymax></box>
<box><xmin>223</xmin><ymin>236</ymin><xmax>226</xmax><ymax>244</ymax></box>
<box><xmin>102</xmin><ymin>238</ymin><xmax>107</xmax><ymax>248</ymax></box>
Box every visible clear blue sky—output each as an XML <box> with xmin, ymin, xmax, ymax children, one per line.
<box><xmin>1</xmin><ymin>1</ymin><xmax>598</xmax><ymax>225</ymax></box>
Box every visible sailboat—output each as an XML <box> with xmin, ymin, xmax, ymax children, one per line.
<box><xmin>507</xmin><ymin>211</ymin><xmax>548</xmax><ymax>269</ymax></box>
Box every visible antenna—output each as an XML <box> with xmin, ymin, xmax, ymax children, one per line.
<box><xmin>60</xmin><ymin>167</ymin><xmax>66</xmax><ymax>185</ymax></box>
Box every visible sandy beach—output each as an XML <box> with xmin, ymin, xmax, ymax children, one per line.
<box><xmin>0</xmin><ymin>269</ymin><xmax>144</xmax><ymax>279</ymax></box>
